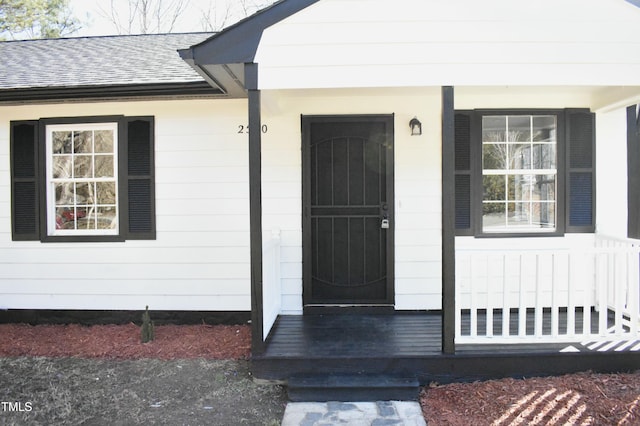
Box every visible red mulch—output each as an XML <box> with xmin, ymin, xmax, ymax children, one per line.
<box><xmin>0</xmin><ymin>323</ymin><xmax>250</xmax><ymax>360</ymax></box>
<box><xmin>421</xmin><ymin>371</ymin><xmax>640</xmax><ymax>425</ymax></box>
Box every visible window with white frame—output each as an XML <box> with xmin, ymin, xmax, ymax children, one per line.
<box><xmin>481</xmin><ymin>115</ymin><xmax>557</xmax><ymax>233</ymax></box>
<box><xmin>46</xmin><ymin>123</ymin><xmax>119</xmax><ymax>236</ymax></box>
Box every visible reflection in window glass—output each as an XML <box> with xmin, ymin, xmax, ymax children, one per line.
<box><xmin>47</xmin><ymin>124</ymin><xmax>118</xmax><ymax>235</ymax></box>
<box><xmin>482</xmin><ymin>115</ymin><xmax>557</xmax><ymax>233</ymax></box>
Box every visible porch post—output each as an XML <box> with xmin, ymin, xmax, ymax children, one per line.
<box><xmin>246</xmin><ymin>63</ymin><xmax>265</xmax><ymax>354</ymax></box>
<box><xmin>442</xmin><ymin>86</ymin><xmax>456</xmax><ymax>354</ymax></box>
<box><xmin>628</xmin><ymin>104</ymin><xmax>640</xmax><ymax>239</ymax></box>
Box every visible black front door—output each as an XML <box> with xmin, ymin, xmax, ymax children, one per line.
<box><xmin>302</xmin><ymin>115</ymin><xmax>394</xmax><ymax>307</ymax></box>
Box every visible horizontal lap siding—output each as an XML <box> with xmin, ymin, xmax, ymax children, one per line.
<box><xmin>261</xmin><ymin>111</ymin><xmax>303</xmax><ymax>313</ymax></box>
<box><xmin>596</xmin><ymin>108</ymin><xmax>628</xmax><ymax>238</ymax></box>
<box><xmin>0</xmin><ymin>295</ymin><xmax>249</xmax><ymax>311</ymax></box>
<box><xmin>395</xmin><ymin>116</ymin><xmax>442</xmax><ymax>309</ymax></box>
<box><xmin>255</xmin><ymin>0</ymin><xmax>640</xmax><ymax>89</ymax></box>
<box><xmin>395</xmin><ymin>128</ymin><xmax>441</xmax><ymax>309</ymax></box>
<box><xmin>0</xmin><ymin>99</ymin><xmax>251</xmax><ymax>311</ymax></box>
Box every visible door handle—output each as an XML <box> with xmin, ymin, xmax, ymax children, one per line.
<box><xmin>380</xmin><ymin>203</ymin><xmax>389</xmax><ymax>229</ymax></box>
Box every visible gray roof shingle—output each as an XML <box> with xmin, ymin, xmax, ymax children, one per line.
<box><xmin>0</xmin><ymin>33</ymin><xmax>216</xmax><ymax>97</ymax></box>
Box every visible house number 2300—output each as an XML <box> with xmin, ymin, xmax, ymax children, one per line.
<box><xmin>238</xmin><ymin>125</ymin><xmax>268</xmax><ymax>134</ymax></box>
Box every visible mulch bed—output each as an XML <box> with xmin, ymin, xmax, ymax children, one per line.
<box><xmin>421</xmin><ymin>371</ymin><xmax>640</xmax><ymax>425</ymax></box>
<box><xmin>0</xmin><ymin>323</ymin><xmax>250</xmax><ymax>360</ymax></box>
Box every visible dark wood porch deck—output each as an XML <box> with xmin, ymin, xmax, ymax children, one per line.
<box><xmin>252</xmin><ymin>312</ymin><xmax>640</xmax><ymax>384</ymax></box>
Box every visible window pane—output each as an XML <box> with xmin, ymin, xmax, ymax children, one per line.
<box><xmin>74</xmin><ymin>155</ymin><xmax>93</xmax><ymax>178</ymax></box>
<box><xmin>75</xmin><ymin>182</ymin><xmax>94</xmax><ymax>204</ymax></box>
<box><xmin>511</xmin><ymin>174</ymin><xmax>532</xmax><ymax>202</ymax></box>
<box><xmin>509</xmin><ymin>144</ymin><xmax>530</xmax><ymax>169</ymax></box>
<box><xmin>483</xmin><ymin>143</ymin><xmax>507</xmax><ymax>170</ymax></box>
<box><xmin>96</xmin><ymin>207</ymin><xmax>117</xmax><ymax>229</ymax></box>
<box><xmin>533</xmin><ymin>116</ymin><xmax>557</xmax><ymax>142</ymax></box>
<box><xmin>533</xmin><ymin>175</ymin><xmax>556</xmax><ymax>200</ymax></box>
<box><xmin>96</xmin><ymin>182</ymin><xmax>116</xmax><ymax>204</ymax></box>
<box><xmin>76</xmin><ymin>207</ymin><xmax>94</xmax><ymax>229</ymax></box>
<box><xmin>507</xmin><ymin>202</ymin><xmax>531</xmax><ymax>228</ymax></box>
<box><xmin>95</xmin><ymin>155</ymin><xmax>114</xmax><ymax>178</ymax></box>
<box><xmin>483</xmin><ymin>116</ymin><xmax>506</xmax><ymax>142</ymax></box>
<box><xmin>506</xmin><ymin>175</ymin><xmax>516</xmax><ymax>200</ymax></box>
<box><xmin>507</xmin><ymin>116</ymin><xmax>531</xmax><ymax>142</ymax></box>
<box><xmin>54</xmin><ymin>182</ymin><xmax>74</xmax><ymax>205</ymax></box>
<box><xmin>52</xmin><ymin>155</ymin><xmax>72</xmax><ymax>179</ymax></box>
<box><xmin>56</xmin><ymin>207</ymin><xmax>76</xmax><ymax>229</ymax></box>
<box><xmin>73</xmin><ymin>131</ymin><xmax>93</xmax><ymax>153</ymax></box>
<box><xmin>483</xmin><ymin>175</ymin><xmax>506</xmax><ymax>201</ymax></box>
<box><xmin>95</xmin><ymin>130</ymin><xmax>114</xmax><ymax>153</ymax></box>
<box><xmin>483</xmin><ymin>202</ymin><xmax>507</xmax><ymax>229</ymax></box>
<box><xmin>52</xmin><ymin>131</ymin><xmax>72</xmax><ymax>154</ymax></box>
<box><xmin>532</xmin><ymin>144</ymin><xmax>556</xmax><ymax>169</ymax></box>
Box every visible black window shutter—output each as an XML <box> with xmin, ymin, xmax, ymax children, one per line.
<box><xmin>10</xmin><ymin>121</ymin><xmax>40</xmax><ymax>241</ymax></box>
<box><xmin>455</xmin><ymin>111</ymin><xmax>473</xmax><ymax>235</ymax></box>
<box><xmin>123</xmin><ymin>117</ymin><xmax>156</xmax><ymax>239</ymax></box>
<box><xmin>628</xmin><ymin>105</ymin><xmax>640</xmax><ymax>239</ymax></box>
<box><xmin>566</xmin><ymin>109</ymin><xmax>595</xmax><ymax>233</ymax></box>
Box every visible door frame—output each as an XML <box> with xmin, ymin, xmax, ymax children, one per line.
<box><xmin>301</xmin><ymin>114</ymin><xmax>395</xmax><ymax>311</ymax></box>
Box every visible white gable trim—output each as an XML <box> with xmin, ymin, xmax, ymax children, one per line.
<box><xmin>255</xmin><ymin>0</ymin><xmax>640</xmax><ymax>89</ymax></box>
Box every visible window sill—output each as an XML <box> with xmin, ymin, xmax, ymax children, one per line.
<box><xmin>41</xmin><ymin>235</ymin><xmax>126</xmax><ymax>243</ymax></box>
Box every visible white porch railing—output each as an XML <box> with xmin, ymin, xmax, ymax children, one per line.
<box><xmin>262</xmin><ymin>229</ymin><xmax>281</xmax><ymax>341</ymax></box>
<box><xmin>455</xmin><ymin>235</ymin><xmax>640</xmax><ymax>344</ymax></box>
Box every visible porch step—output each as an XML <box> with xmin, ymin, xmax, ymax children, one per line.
<box><xmin>287</xmin><ymin>374</ymin><xmax>420</xmax><ymax>402</ymax></box>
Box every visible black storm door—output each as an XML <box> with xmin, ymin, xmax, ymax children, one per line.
<box><xmin>302</xmin><ymin>115</ymin><xmax>394</xmax><ymax>307</ymax></box>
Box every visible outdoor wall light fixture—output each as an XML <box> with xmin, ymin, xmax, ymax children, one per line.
<box><xmin>409</xmin><ymin>117</ymin><xmax>422</xmax><ymax>136</ymax></box>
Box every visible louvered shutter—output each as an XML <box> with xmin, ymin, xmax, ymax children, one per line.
<box><xmin>455</xmin><ymin>111</ymin><xmax>473</xmax><ymax>235</ymax></box>
<box><xmin>10</xmin><ymin>121</ymin><xmax>40</xmax><ymax>241</ymax></box>
<box><xmin>628</xmin><ymin>105</ymin><xmax>640</xmax><ymax>239</ymax></box>
<box><xmin>123</xmin><ymin>117</ymin><xmax>156</xmax><ymax>239</ymax></box>
<box><xmin>566</xmin><ymin>110</ymin><xmax>595</xmax><ymax>233</ymax></box>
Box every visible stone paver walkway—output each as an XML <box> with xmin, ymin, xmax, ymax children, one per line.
<box><xmin>281</xmin><ymin>401</ymin><xmax>426</xmax><ymax>426</ymax></box>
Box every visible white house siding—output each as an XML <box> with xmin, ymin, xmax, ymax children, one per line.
<box><xmin>595</xmin><ymin>107</ymin><xmax>628</xmax><ymax>239</ymax></box>
<box><xmin>260</xmin><ymin>87</ymin><xmax>444</xmax><ymax>314</ymax></box>
<box><xmin>0</xmin><ymin>99</ymin><xmax>251</xmax><ymax>311</ymax></box>
<box><xmin>255</xmin><ymin>0</ymin><xmax>640</xmax><ymax>90</ymax></box>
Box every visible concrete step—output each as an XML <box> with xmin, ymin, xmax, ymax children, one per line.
<box><xmin>287</xmin><ymin>374</ymin><xmax>420</xmax><ymax>402</ymax></box>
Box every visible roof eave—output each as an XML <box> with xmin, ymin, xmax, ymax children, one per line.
<box><xmin>0</xmin><ymin>82</ymin><xmax>223</xmax><ymax>103</ymax></box>
<box><xmin>180</xmin><ymin>0</ymin><xmax>319</xmax><ymax>64</ymax></box>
